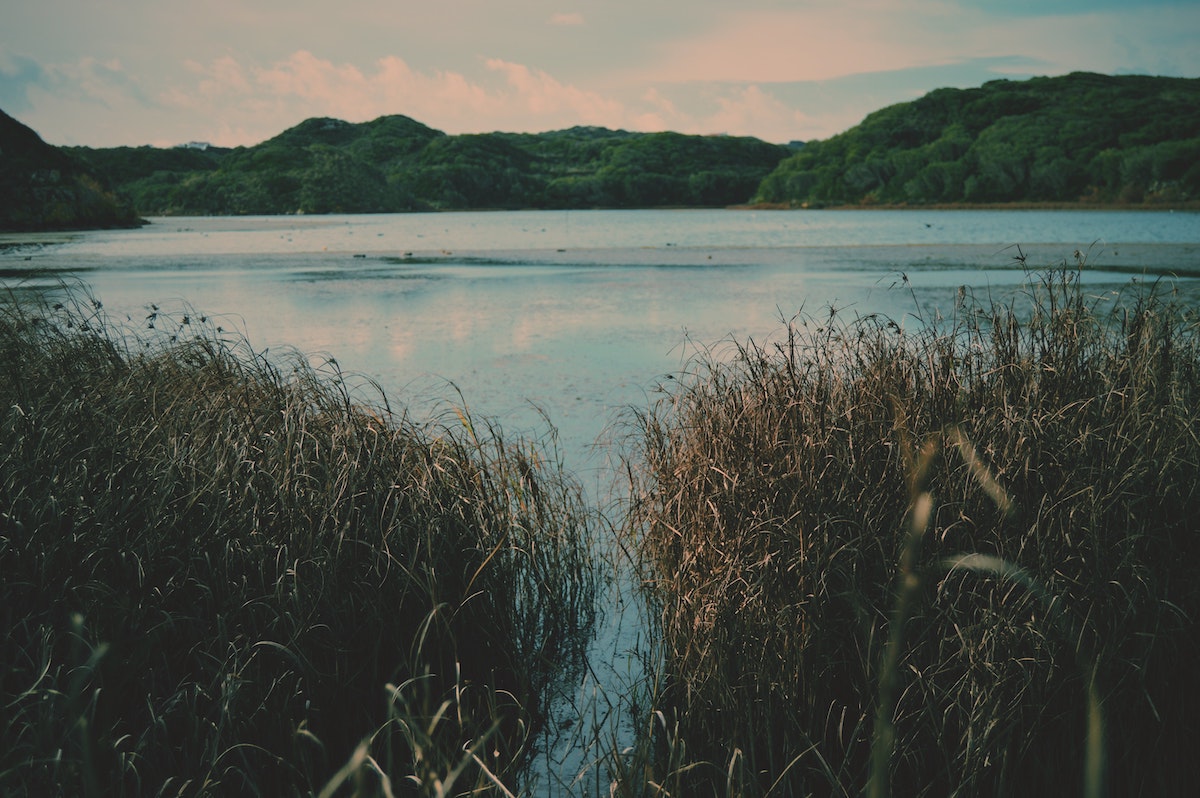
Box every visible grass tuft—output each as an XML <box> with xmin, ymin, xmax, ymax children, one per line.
<box><xmin>0</xmin><ymin>286</ymin><xmax>598</xmax><ymax>795</ymax></box>
<box><xmin>620</xmin><ymin>261</ymin><xmax>1200</xmax><ymax>796</ymax></box>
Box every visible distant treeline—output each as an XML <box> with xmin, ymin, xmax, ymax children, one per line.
<box><xmin>754</xmin><ymin>72</ymin><xmax>1200</xmax><ymax>207</ymax></box>
<box><xmin>67</xmin><ymin>120</ymin><xmax>793</xmax><ymax>215</ymax></box>
<box><xmin>4</xmin><ymin>72</ymin><xmax>1198</xmax><ymax>228</ymax></box>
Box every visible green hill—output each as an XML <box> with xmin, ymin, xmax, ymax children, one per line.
<box><xmin>0</xmin><ymin>109</ymin><xmax>141</xmax><ymax>231</ymax></box>
<box><xmin>70</xmin><ymin>117</ymin><xmax>792</xmax><ymax>215</ymax></box>
<box><xmin>754</xmin><ymin>72</ymin><xmax>1200</xmax><ymax>207</ymax></box>
<box><xmin>11</xmin><ymin>72</ymin><xmax>1197</xmax><ymax>219</ymax></box>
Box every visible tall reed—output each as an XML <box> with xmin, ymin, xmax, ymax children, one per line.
<box><xmin>621</xmin><ymin>263</ymin><xmax>1200</xmax><ymax>796</ymax></box>
<box><xmin>0</xmin><ymin>286</ymin><xmax>598</xmax><ymax>796</ymax></box>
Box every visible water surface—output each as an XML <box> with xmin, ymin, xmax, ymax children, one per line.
<box><xmin>5</xmin><ymin>209</ymin><xmax>1198</xmax><ymax>470</ymax></box>
<box><xmin>4</xmin><ymin>207</ymin><xmax>1198</xmax><ymax>793</ymax></box>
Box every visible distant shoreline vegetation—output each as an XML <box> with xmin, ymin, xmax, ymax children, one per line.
<box><xmin>67</xmin><ymin>122</ymin><xmax>793</xmax><ymax>217</ymax></box>
<box><xmin>2</xmin><ymin>71</ymin><xmax>1198</xmax><ymax>230</ymax></box>
<box><xmin>752</xmin><ymin>72</ymin><xmax>1200</xmax><ymax>210</ymax></box>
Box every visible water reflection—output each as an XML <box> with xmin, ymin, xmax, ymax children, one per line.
<box><xmin>3</xmin><ymin>209</ymin><xmax>1197</xmax><ymax>794</ymax></box>
<box><xmin>3</xmin><ymin>221</ymin><xmax>1199</xmax><ymax>467</ymax></box>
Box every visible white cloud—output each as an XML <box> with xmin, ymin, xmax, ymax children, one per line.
<box><xmin>5</xmin><ymin>0</ymin><xmax>1200</xmax><ymax>149</ymax></box>
<box><xmin>9</xmin><ymin>47</ymin><xmax>951</xmax><ymax>148</ymax></box>
<box><xmin>483</xmin><ymin>59</ymin><xmax>624</xmax><ymax>126</ymax></box>
<box><xmin>156</xmin><ymin>51</ymin><xmax>672</xmax><ymax>141</ymax></box>
<box><xmin>154</xmin><ymin>51</ymin><xmax>835</xmax><ymax>145</ymax></box>
<box><xmin>625</xmin><ymin>83</ymin><xmax>856</xmax><ymax>143</ymax></box>
<box><xmin>706</xmin><ymin>86</ymin><xmax>808</xmax><ymax>138</ymax></box>
<box><xmin>12</xmin><ymin>0</ymin><xmax>1200</xmax><ymax>149</ymax></box>
<box><xmin>49</xmin><ymin>57</ymin><xmax>151</xmax><ymax>108</ymax></box>
<box><xmin>156</xmin><ymin>52</ymin><xmax>496</xmax><ymax>143</ymax></box>
<box><xmin>183</xmin><ymin>56</ymin><xmax>252</xmax><ymax>98</ymax></box>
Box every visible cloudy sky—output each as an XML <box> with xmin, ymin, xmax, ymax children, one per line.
<box><xmin>2</xmin><ymin>0</ymin><xmax>1197</xmax><ymax>149</ymax></box>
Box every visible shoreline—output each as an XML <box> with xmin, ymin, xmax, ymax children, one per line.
<box><xmin>6</xmin><ymin>203</ymin><xmax>1196</xmax><ymax>230</ymax></box>
<box><xmin>733</xmin><ymin>200</ymin><xmax>1200</xmax><ymax>212</ymax></box>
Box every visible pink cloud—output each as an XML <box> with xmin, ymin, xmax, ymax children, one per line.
<box><xmin>119</xmin><ymin>49</ymin><xmax>851</xmax><ymax>147</ymax></box>
<box><xmin>161</xmin><ymin>51</ymin><xmax>645</xmax><ymax>141</ymax></box>
<box><xmin>705</xmin><ymin>85</ymin><xmax>808</xmax><ymax>138</ymax></box>
<box><xmin>484</xmin><ymin>59</ymin><xmax>623</xmax><ymax>125</ymax></box>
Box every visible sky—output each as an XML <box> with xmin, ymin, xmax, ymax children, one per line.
<box><xmin>1</xmin><ymin>0</ymin><xmax>1198</xmax><ymax>149</ymax></box>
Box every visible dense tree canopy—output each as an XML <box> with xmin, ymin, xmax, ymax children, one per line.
<box><xmin>0</xmin><ymin>109</ymin><xmax>141</xmax><ymax>231</ymax></box>
<box><xmin>68</xmin><ymin>118</ymin><xmax>792</xmax><ymax>215</ymax></box>
<box><xmin>754</xmin><ymin>72</ymin><xmax>1200</xmax><ymax>207</ymax></box>
<box><xmin>8</xmin><ymin>72</ymin><xmax>1197</xmax><ymax>223</ymax></box>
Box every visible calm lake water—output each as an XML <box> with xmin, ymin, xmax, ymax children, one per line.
<box><xmin>5</xmin><ymin>208</ymin><xmax>1199</xmax><ymax>477</ymax></box>
<box><xmin>3</xmin><ymin>207</ymin><xmax>1199</xmax><ymax>791</ymax></box>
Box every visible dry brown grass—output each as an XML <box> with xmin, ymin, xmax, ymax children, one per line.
<box><xmin>0</xmin><ymin>287</ymin><xmax>598</xmax><ymax>796</ymax></box>
<box><xmin>620</xmin><ymin>262</ymin><xmax>1200</xmax><ymax>796</ymax></box>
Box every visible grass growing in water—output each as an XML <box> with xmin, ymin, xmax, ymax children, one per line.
<box><xmin>621</xmin><ymin>263</ymin><xmax>1200</xmax><ymax>796</ymax></box>
<box><xmin>6</xmin><ymin>260</ymin><xmax>1198</xmax><ymax>797</ymax></box>
<box><xmin>0</xmin><ymin>288</ymin><xmax>598</xmax><ymax>796</ymax></box>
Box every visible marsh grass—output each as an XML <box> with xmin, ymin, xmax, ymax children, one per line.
<box><xmin>621</xmin><ymin>261</ymin><xmax>1200</xmax><ymax>796</ymax></box>
<box><xmin>0</xmin><ymin>286</ymin><xmax>598</xmax><ymax>796</ymax></box>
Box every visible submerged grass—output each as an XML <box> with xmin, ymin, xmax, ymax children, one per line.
<box><xmin>621</xmin><ymin>261</ymin><xmax>1200</xmax><ymax>796</ymax></box>
<box><xmin>0</xmin><ymin>287</ymin><xmax>598</xmax><ymax>796</ymax></box>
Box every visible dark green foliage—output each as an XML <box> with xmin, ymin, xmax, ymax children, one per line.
<box><xmin>66</xmin><ymin>116</ymin><xmax>792</xmax><ymax>214</ymax></box>
<box><xmin>623</xmin><ymin>265</ymin><xmax>1200</xmax><ymax>796</ymax></box>
<box><xmin>406</xmin><ymin>134</ymin><xmax>541</xmax><ymax>208</ymax></box>
<box><xmin>755</xmin><ymin>72</ymin><xmax>1200</xmax><ymax>206</ymax></box>
<box><xmin>0</xmin><ymin>289</ymin><xmax>597</xmax><ymax>795</ymax></box>
<box><xmin>8</xmin><ymin>71</ymin><xmax>1198</xmax><ymax>219</ymax></box>
<box><xmin>0</xmin><ymin>109</ymin><xmax>142</xmax><ymax>231</ymax></box>
<box><xmin>588</xmin><ymin>132</ymin><xmax>787</xmax><ymax>208</ymax></box>
<box><xmin>68</xmin><ymin>144</ymin><xmax>225</xmax><ymax>183</ymax></box>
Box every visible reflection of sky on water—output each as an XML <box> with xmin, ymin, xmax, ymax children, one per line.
<box><xmin>3</xmin><ymin>210</ymin><xmax>1198</xmax><ymax>795</ymax></box>
<box><xmin>3</xmin><ymin>210</ymin><xmax>1198</xmax><ymax>466</ymax></box>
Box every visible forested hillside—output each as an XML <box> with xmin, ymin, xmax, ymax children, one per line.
<box><xmin>70</xmin><ymin>119</ymin><xmax>792</xmax><ymax>215</ymax></box>
<box><xmin>10</xmin><ymin>71</ymin><xmax>1196</xmax><ymax>220</ymax></box>
<box><xmin>0</xmin><ymin>109</ymin><xmax>141</xmax><ymax>231</ymax></box>
<box><xmin>754</xmin><ymin>72</ymin><xmax>1200</xmax><ymax>207</ymax></box>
